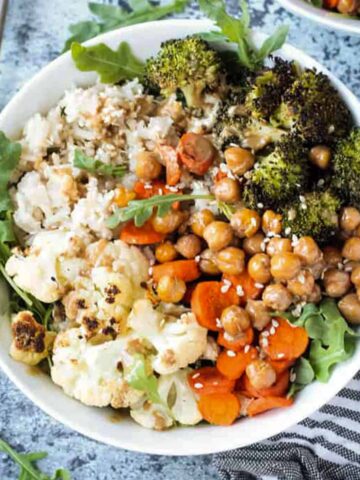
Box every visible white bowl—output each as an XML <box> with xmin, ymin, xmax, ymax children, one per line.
<box><xmin>277</xmin><ymin>0</ymin><xmax>360</xmax><ymax>36</ymax></box>
<box><xmin>1</xmin><ymin>19</ymin><xmax>360</xmax><ymax>456</ymax></box>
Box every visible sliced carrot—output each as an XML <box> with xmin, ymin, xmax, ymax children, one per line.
<box><xmin>243</xmin><ymin>370</ymin><xmax>290</xmax><ymax>398</ymax></box>
<box><xmin>198</xmin><ymin>392</ymin><xmax>240</xmax><ymax>426</ymax></box>
<box><xmin>217</xmin><ymin>328</ymin><xmax>254</xmax><ymax>351</ymax></box>
<box><xmin>158</xmin><ymin>145</ymin><xmax>182</xmax><ymax>186</ymax></box>
<box><xmin>120</xmin><ymin>220</ymin><xmax>165</xmax><ymax>245</ymax></box>
<box><xmin>191</xmin><ymin>281</ymin><xmax>240</xmax><ymax>331</ymax></box>
<box><xmin>177</xmin><ymin>133</ymin><xmax>215</xmax><ymax>175</ymax></box>
<box><xmin>247</xmin><ymin>396</ymin><xmax>294</xmax><ymax>417</ymax></box>
<box><xmin>224</xmin><ymin>271</ymin><xmax>263</xmax><ymax>305</ymax></box>
<box><xmin>261</xmin><ymin>317</ymin><xmax>309</xmax><ymax>362</ymax></box>
<box><xmin>152</xmin><ymin>259</ymin><xmax>200</xmax><ymax>283</ymax></box>
<box><xmin>216</xmin><ymin>347</ymin><xmax>258</xmax><ymax>380</ymax></box>
<box><xmin>269</xmin><ymin>358</ymin><xmax>295</xmax><ymax>375</ymax></box>
<box><xmin>188</xmin><ymin>367</ymin><xmax>235</xmax><ymax>395</ymax></box>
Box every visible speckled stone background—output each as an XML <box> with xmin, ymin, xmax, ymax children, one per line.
<box><xmin>0</xmin><ymin>1</ymin><xmax>359</xmax><ymax>479</ymax></box>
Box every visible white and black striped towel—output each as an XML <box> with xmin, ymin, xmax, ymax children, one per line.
<box><xmin>214</xmin><ymin>371</ymin><xmax>360</xmax><ymax>480</ymax></box>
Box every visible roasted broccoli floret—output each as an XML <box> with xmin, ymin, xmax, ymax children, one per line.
<box><xmin>331</xmin><ymin>128</ymin><xmax>360</xmax><ymax>208</ymax></box>
<box><xmin>271</xmin><ymin>69</ymin><xmax>352</xmax><ymax>144</ymax></box>
<box><xmin>145</xmin><ymin>36</ymin><xmax>222</xmax><ymax>108</ymax></box>
<box><xmin>242</xmin><ymin>135</ymin><xmax>310</xmax><ymax>210</ymax></box>
<box><xmin>214</xmin><ymin>89</ymin><xmax>286</xmax><ymax>150</ymax></box>
<box><xmin>282</xmin><ymin>190</ymin><xmax>342</xmax><ymax>244</ymax></box>
<box><xmin>245</xmin><ymin>58</ymin><xmax>298</xmax><ymax>120</ymax></box>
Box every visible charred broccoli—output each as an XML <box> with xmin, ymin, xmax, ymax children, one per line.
<box><xmin>271</xmin><ymin>69</ymin><xmax>352</xmax><ymax>144</ymax></box>
<box><xmin>332</xmin><ymin>128</ymin><xmax>360</xmax><ymax>208</ymax></box>
<box><xmin>145</xmin><ymin>36</ymin><xmax>222</xmax><ymax>108</ymax></box>
<box><xmin>245</xmin><ymin>58</ymin><xmax>298</xmax><ymax>120</ymax></box>
<box><xmin>215</xmin><ymin>89</ymin><xmax>286</xmax><ymax>150</ymax></box>
<box><xmin>242</xmin><ymin>135</ymin><xmax>310</xmax><ymax>210</ymax></box>
<box><xmin>282</xmin><ymin>190</ymin><xmax>342</xmax><ymax>244</ymax></box>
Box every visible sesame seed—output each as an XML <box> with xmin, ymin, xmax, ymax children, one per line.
<box><xmin>270</xmin><ymin>326</ymin><xmax>276</xmax><ymax>335</ymax></box>
<box><xmin>300</xmin><ymin>203</ymin><xmax>307</xmax><ymax>210</ymax></box>
<box><xmin>290</xmin><ymin>372</ymin><xmax>297</xmax><ymax>382</ymax></box>
<box><xmin>192</xmin><ymin>372</ymin><xmax>201</xmax><ymax>379</ymax></box>
<box><xmin>244</xmin><ymin>345</ymin><xmax>250</xmax><ymax>353</ymax></box>
<box><xmin>223</xmin><ymin>278</ymin><xmax>232</xmax><ymax>286</ymax></box>
<box><xmin>260</xmin><ymin>242</ymin><xmax>266</xmax><ymax>252</ymax></box>
<box><xmin>272</xmin><ymin>319</ymin><xmax>279</xmax><ymax>328</ymax></box>
<box><xmin>194</xmin><ymin>383</ymin><xmax>203</xmax><ymax>389</ymax></box>
<box><xmin>236</xmin><ymin>285</ymin><xmax>244</xmax><ymax>297</ymax></box>
<box><xmin>257</xmin><ymin>202</ymin><xmax>264</xmax><ymax>209</ymax></box>
<box><xmin>221</xmin><ymin>284</ymin><xmax>231</xmax><ymax>293</ymax></box>
<box><xmin>148</xmin><ymin>267</ymin><xmax>153</xmax><ymax>276</ymax></box>
<box><xmin>337</xmin><ymin>262</ymin><xmax>344</xmax><ymax>270</ymax></box>
<box><xmin>261</xmin><ymin>337</ymin><xmax>269</xmax><ymax>347</ymax></box>
<box><xmin>195</xmin><ymin>255</ymin><xmax>201</xmax><ymax>263</ymax></box>
<box><xmin>251</xmin><ymin>218</ymin><xmax>257</xmax><ymax>227</ymax></box>
<box><xmin>255</xmin><ymin>283</ymin><xmax>264</xmax><ymax>289</ymax></box>
<box><xmin>277</xmin><ymin>353</ymin><xmax>285</xmax><ymax>359</ymax></box>
<box><xmin>285</xmin><ymin>227</ymin><xmax>291</xmax><ymax>235</ymax></box>
<box><xmin>299</xmin><ymin>195</ymin><xmax>305</xmax><ymax>203</ymax></box>
<box><xmin>215</xmin><ymin>318</ymin><xmax>222</xmax><ymax>328</ymax></box>
<box><xmin>262</xmin><ymin>331</ymin><xmax>270</xmax><ymax>337</ymax></box>
<box><xmin>227</xmin><ymin>350</ymin><xmax>236</xmax><ymax>357</ymax></box>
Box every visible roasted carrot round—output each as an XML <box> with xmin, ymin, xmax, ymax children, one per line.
<box><xmin>158</xmin><ymin>145</ymin><xmax>182</xmax><ymax>186</ymax></box>
<box><xmin>152</xmin><ymin>259</ymin><xmax>200</xmax><ymax>283</ymax></box>
<box><xmin>223</xmin><ymin>271</ymin><xmax>263</xmax><ymax>304</ymax></box>
<box><xmin>261</xmin><ymin>317</ymin><xmax>309</xmax><ymax>361</ymax></box>
<box><xmin>177</xmin><ymin>133</ymin><xmax>215</xmax><ymax>175</ymax></box>
<box><xmin>198</xmin><ymin>392</ymin><xmax>240</xmax><ymax>426</ymax></box>
<box><xmin>188</xmin><ymin>367</ymin><xmax>235</xmax><ymax>395</ymax></box>
<box><xmin>216</xmin><ymin>347</ymin><xmax>258</xmax><ymax>380</ymax></box>
<box><xmin>269</xmin><ymin>358</ymin><xmax>295</xmax><ymax>375</ymax></box>
<box><xmin>120</xmin><ymin>220</ymin><xmax>166</xmax><ymax>245</ymax></box>
<box><xmin>243</xmin><ymin>370</ymin><xmax>290</xmax><ymax>398</ymax></box>
<box><xmin>217</xmin><ymin>328</ymin><xmax>254</xmax><ymax>351</ymax></box>
<box><xmin>191</xmin><ymin>281</ymin><xmax>239</xmax><ymax>331</ymax></box>
<box><xmin>247</xmin><ymin>396</ymin><xmax>294</xmax><ymax>417</ymax></box>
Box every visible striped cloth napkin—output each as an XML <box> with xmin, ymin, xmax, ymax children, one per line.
<box><xmin>214</xmin><ymin>371</ymin><xmax>360</xmax><ymax>480</ymax></box>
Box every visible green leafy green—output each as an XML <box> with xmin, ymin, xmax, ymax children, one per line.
<box><xmin>217</xmin><ymin>201</ymin><xmax>236</xmax><ymax>220</ymax></box>
<box><xmin>0</xmin><ymin>132</ymin><xmax>21</xmax><ymax>212</ymax></box>
<box><xmin>288</xmin><ymin>357</ymin><xmax>315</xmax><ymax>397</ymax></box>
<box><xmin>107</xmin><ymin>193</ymin><xmax>214</xmax><ymax>228</ymax></box>
<box><xmin>198</xmin><ymin>0</ymin><xmax>288</xmax><ymax>70</ymax></box>
<box><xmin>73</xmin><ymin>149</ymin><xmax>127</xmax><ymax>178</ymax></box>
<box><xmin>63</xmin><ymin>0</ymin><xmax>189</xmax><ymax>52</ymax></box>
<box><xmin>125</xmin><ymin>354</ymin><xmax>162</xmax><ymax>405</ymax></box>
<box><xmin>71</xmin><ymin>41</ymin><xmax>145</xmax><ymax>84</ymax></box>
<box><xmin>0</xmin><ymin>438</ymin><xmax>72</xmax><ymax>479</ymax></box>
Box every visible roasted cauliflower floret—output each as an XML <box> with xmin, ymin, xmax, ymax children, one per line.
<box><xmin>128</xmin><ymin>299</ymin><xmax>207</xmax><ymax>375</ymax></box>
<box><xmin>130</xmin><ymin>369</ymin><xmax>202</xmax><ymax>430</ymax></box>
<box><xmin>10</xmin><ymin>311</ymin><xmax>55</xmax><ymax>366</ymax></box>
<box><xmin>5</xmin><ymin>230</ymin><xmax>87</xmax><ymax>303</ymax></box>
<box><xmin>51</xmin><ymin>328</ymin><xmax>143</xmax><ymax>408</ymax></box>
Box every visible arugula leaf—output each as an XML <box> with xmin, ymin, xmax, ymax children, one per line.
<box><xmin>63</xmin><ymin>0</ymin><xmax>188</xmax><ymax>52</ymax></box>
<box><xmin>107</xmin><ymin>193</ymin><xmax>214</xmax><ymax>228</ymax></box>
<box><xmin>217</xmin><ymin>201</ymin><xmax>236</xmax><ymax>220</ymax></box>
<box><xmin>198</xmin><ymin>0</ymin><xmax>288</xmax><ymax>70</ymax></box>
<box><xmin>0</xmin><ymin>131</ymin><xmax>21</xmax><ymax>212</ymax></box>
<box><xmin>71</xmin><ymin>41</ymin><xmax>145</xmax><ymax>84</ymax></box>
<box><xmin>0</xmin><ymin>438</ymin><xmax>72</xmax><ymax>480</ymax></box>
<box><xmin>73</xmin><ymin>149</ymin><xmax>127</xmax><ymax>178</ymax></box>
<box><xmin>125</xmin><ymin>354</ymin><xmax>162</xmax><ymax>405</ymax></box>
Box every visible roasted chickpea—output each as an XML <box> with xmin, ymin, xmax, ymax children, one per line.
<box><xmin>155</xmin><ymin>242</ymin><xmax>177</xmax><ymax>263</ymax></box>
<box><xmin>224</xmin><ymin>147</ymin><xmax>255</xmax><ymax>176</ymax></box>
<box><xmin>270</xmin><ymin>252</ymin><xmax>301</xmax><ymax>281</ymax></box>
<box><xmin>243</xmin><ymin>233</ymin><xmax>265</xmax><ymax>255</ymax></box>
<box><xmin>214</xmin><ymin>177</ymin><xmax>241</xmax><ymax>203</ymax></box>
<box><xmin>340</xmin><ymin>207</ymin><xmax>360</xmax><ymax>233</ymax></box>
<box><xmin>175</xmin><ymin>234</ymin><xmax>202</xmax><ymax>259</ymax></box>
<box><xmin>338</xmin><ymin>293</ymin><xmax>360</xmax><ymax>325</ymax></box>
<box><xmin>337</xmin><ymin>0</ymin><xmax>358</xmax><ymax>14</ymax></box>
<box><xmin>342</xmin><ymin>237</ymin><xmax>360</xmax><ymax>261</ymax></box>
<box><xmin>309</xmin><ymin>145</ymin><xmax>331</xmax><ymax>170</ymax></box>
<box><xmin>190</xmin><ymin>209</ymin><xmax>215</xmax><ymax>237</ymax></box>
<box><xmin>114</xmin><ymin>186</ymin><xmax>136</xmax><ymax>207</ymax></box>
<box><xmin>135</xmin><ymin>151</ymin><xmax>162</xmax><ymax>181</ymax></box>
<box><xmin>246</xmin><ymin>360</ymin><xmax>276</xmax><ymax>390</ymax></box>
<box><xmin>323</xmin><ymin>268</ymin><xmax>351</xmax><ymax>298</ymax></box>
<box><xmin>246</xmin><ymin>300</ymin><xmax>271</xmax><ymax>330</ymax></box>
<box><xmin>351</xmin><ymin>265</ymin><xmax>360</xmax><ymax>286</ymax></box>
<box><xmin>231</xmin><ymin>209</ymin><xmax>261</xmax><ymax>238</ymax></box>
<box><xmin>199</xmin><ymin>249</ymin><xmax>221</xmax><ymax>275</ymax></box>
<box><xmin>216</xmin><ymin>247</ymin><xmax>245</xmax><ymax>275</ymax></box>
<box><xmin>287</xmin><ymin>270</ymin><xmax>315</xmax><ymax>297</ymax></box>
<box><xmin>152</xmin><ymin>210</ymin><xmax>186</xmax><ymax>234</ymax></box>
<box><xmin>308</xmin><ymin>259</ymin><xmax>327</xmax><ymax>280</ymax></box>
<box><xmin>221</xmin><ymin>305</ymin><xmax>251</xmax><ymax>337</ymax></box>
<box><xmin>266</xmin><ymin>237</ymin><xmax>292</xmax><ymax>256</ymax></box>
<box><xmin>157</xmin><ymin>275</ymin><xmax>186</xmax><ymax>303</ymax></box>
<box><xmin>323</xmin><ymin>246</ymin><xmax>343</xmax><ymax>267</ymax></box>
<box><xmin>262</xmin><ymin>284</ymin><xmax>293</xmax><ymax>311</ymax></box>
<box><xmin>248</xmin><ymin>253</ymin><xmax>271</xmax><ymax>284</ymax></box>
<box><xmin>293</xmin><ymin>236</ymin><xmax>323</xmax><ymax>266</ymax></box>
<box><xmin>307</xmin><ymin>283</ymin><xmax>321</xmax><ymax>303</ymax></box>
<box><xmin>203</xmin><ymin>221</ymin><xmax>233</xmax><ymax>252</ymax></box>
<box><xmin>262</xmin><ymin>210</ymin><xmax>282</xmax><ymax>235</ymax></box>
